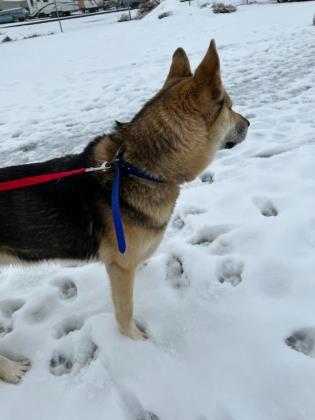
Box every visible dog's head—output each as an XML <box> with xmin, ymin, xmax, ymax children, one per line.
<box><xmin>125</xmin><ymin>40</ymin><xmax>249</xmax><ymax>183</ymax></box>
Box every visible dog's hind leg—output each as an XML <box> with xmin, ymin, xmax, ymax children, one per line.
<box><xmin>107</xmin><ymin>263</ymin><xmax>147</xmax><ymax>340</ymax></box>
<box><xmin>0</xmin><ymin>354</ymin><xmax>31</xmax><ymax>384</ymax></box>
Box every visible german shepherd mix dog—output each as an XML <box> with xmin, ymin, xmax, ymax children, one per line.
<box><xmin>0</xmin><ymin>40</ymin><xmax>249</xmax><ymax>383</ymax></box>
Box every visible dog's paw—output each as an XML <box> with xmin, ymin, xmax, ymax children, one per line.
<box><xmin>0</xmin><ymin>358</ymin><xmax>31</xmax><ymax>384</ymax></box>
<box><xmin>121</xmin><ymin>322</ymin><xmax>148</xmax><ymax>341</ymax></box>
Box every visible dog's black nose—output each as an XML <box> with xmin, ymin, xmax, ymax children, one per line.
<box><xmin>245</xmin><ymin>118</ymin><xmax>250</xmax><ymax>127</ymax></box>
<box><xmin>225</xmin><ymin>142</ymin><xmax>236</xmax><ymax>149</ymax></box>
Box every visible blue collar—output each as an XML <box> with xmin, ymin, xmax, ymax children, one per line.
<box><xmin>111</xmin><ymin>154</ymin><xmax>163</xmax><ymax>254</ymax></box>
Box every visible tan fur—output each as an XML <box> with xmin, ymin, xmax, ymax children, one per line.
<box><xmin>0</xmin><ymin>355</ymin><xmax>31</xmax><ymax>383</ymax></box>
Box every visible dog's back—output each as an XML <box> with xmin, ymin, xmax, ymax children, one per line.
<box><xmin>0</xmin><ymin>153</ymin><xmax>105</xmax><ymax>263</ymax></box>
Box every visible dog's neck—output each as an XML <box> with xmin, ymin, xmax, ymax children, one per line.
<box><xmin>108</xmin><ymin>123</ymin><xmax>191</xmax><ymax>185</ymax></box>
<box><xmin>90</xmin><ymin>127</ymin><xmax>179</xmax><ymax>184</ymax></box>
<box><xmin>88</xmin><ymin>131</ymin><xmax>180</xmax><ymax>230</ymax></box>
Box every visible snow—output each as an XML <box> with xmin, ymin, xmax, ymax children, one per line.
<box><xmin>1</xmin><ymin>1</ymin><xmax>315</xmax><ymax>419</ymax></box>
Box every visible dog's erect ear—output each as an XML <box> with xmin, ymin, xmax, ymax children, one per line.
<box><xmin>163</xmin><ymin>47</ymin><xmax>192</xmax><ymax>89</ymax></box>
<box><xmin>191</xmin><ymin>40</ymin><xmax>224</xmax><ymax>111</ymax></box>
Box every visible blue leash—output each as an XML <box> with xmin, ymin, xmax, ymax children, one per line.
<box><xmin>111</xmin><ymin>155</ymin><xmax>162</xmax><ymax>254</ymax></box>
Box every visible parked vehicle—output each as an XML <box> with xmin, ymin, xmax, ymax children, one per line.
<box><xmin>277</xmin><ymin>0</ymin><xmax>312</xmax><ymax>2</ymax></box>
<box><xmin>0</xmin><ymin>7</ymin><xmax>28</xmax><ymax>23</ymax></box>
<box><xmin>26</xmin><ymin>0</ymin><xmax>99</xmax><ymax>18</ymax></box>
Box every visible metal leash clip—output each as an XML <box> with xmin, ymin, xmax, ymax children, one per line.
<box><xmin>85</xmin><ymin>161</ymin><xmax>113</xmax><ymax>173</ymax></box>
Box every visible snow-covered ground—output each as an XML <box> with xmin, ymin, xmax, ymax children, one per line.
<box><xmin>1</xmin><ymin>1</ymin><xmax>315</xmax><ymax>419</ymax></box>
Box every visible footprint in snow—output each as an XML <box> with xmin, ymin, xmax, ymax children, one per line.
<box><xmin>286</xmin><ymin>327</ymin><xmax>315</xmax><ymax>358</ymax></box>
<box><xmin>166</xmin><ymin>255</ymin><xmax>190</xmax><ymax>290</ymax></box>
<box><xmin>171</xmin><ymin>206</ymin><xmax>206</xmax><ymax>230</ymax></box>
<box><xmin>54</xmin><ymin>315</ymin><xmax>85</xmax><ymax>339</ymax></box>
<box><xmin>49</xmin><ymin>340</ymin><xmax>98</xmax><ymax>376</ymax></box>
<box><xmin>254</xmin><ymin>146</ymin><xmax>291</xmax><ymax>159</ymax></box>
<box><xmin>0</xmin><ymin>298</ymin><xmax>25</xmax><ymax>318</ymax></box>
<box><xmin>253</xmin><ymin>197</ymin><xmax>278</xmax><ymax>217</ymax></box>
<box><xmin>0</xmin><ymin>319</ymin><xmax>13</xmax><ymax>337</ymax></box>
<box><xmin>49</xmin><ymin>353</ymin><xmax>73</xmax><ymax>376</ymax></box>
<box><xmin>190</xmin><ymin>224</ymin><xmax>234</xmax><ymax>248</ymax></box>
<box><xmin>25</xmin><ymin>299</ymin><xmax>57</xmax><ymax>324</ymax></box>
<box><xmin>0</xmin><ymin>300</ymin><xmax>23</xmax><ymax>336</ymax></box>
<box><xmin>146</xmin><ymin>413</ymin><xmax>159</xmax><ymax>420</ymax></box>
<box><xmin>115</xmin><ymin>383</ymin><xmax>160</xmax><ymax>420</ymax></box>
<box><xmin>16</xmin><ymin>142</ymin><xmax>38</xmax><ymax>153</ymax></box>
<box><xmin>199</xmin><ymin>171</ymin><xmax>214</xmax><ymax>184</ymax></box>
<box><xmin>216</xmin><ymin>258</ymin><xmax>244</xmax><ymax>287</ymax></box>
<box><xmin>51</xmin><ymin>277</ymin><xmax>78</xmax><ymax>300</ymax></box>
<box><xmin>134</xmin><ymin>414</ymin><xmax>159</xmax><ymax>420</ymax></box>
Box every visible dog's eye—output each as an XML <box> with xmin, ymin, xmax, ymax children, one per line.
<box><xmin>216</xmin><ymin>98</ymin><xmax>224</xmax><ymax>107</ymax></box>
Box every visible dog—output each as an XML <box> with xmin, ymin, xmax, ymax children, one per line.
<box><xmin>0</xmin><ymin>40</ymin><xmax>249</xmax><ymax>383</ymax></box>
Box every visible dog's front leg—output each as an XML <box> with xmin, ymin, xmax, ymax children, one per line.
<box><xmin>0</xmin><ymin>354</ymin><xmax>31</xmax><ymax>384</ymax></box>
<box><xmin>107</xmin><ymin>263</ymin><xmax>147</xmax><ymax>340</ymax></box>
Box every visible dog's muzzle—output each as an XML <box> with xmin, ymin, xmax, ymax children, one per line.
<box><xmin>223</xmin><ymin>118</ymin><xmax>250</xmax><ymax>149</ymax></box>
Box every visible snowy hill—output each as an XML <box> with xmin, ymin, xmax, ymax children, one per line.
<box><xmin>1</xmin><ymin>1</ymin><xmax>315</xmax><ymax>419</ymax></box>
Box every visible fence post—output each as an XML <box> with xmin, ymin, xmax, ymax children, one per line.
<box><xmin>53</xmin><ymin>0</ymin><xmax>64</xmax><ymax>33</ymax></box>
<box><xmin>126</xmin><ymin>0</ymin><xmax>131</xmax><ymax>19</ymax></box>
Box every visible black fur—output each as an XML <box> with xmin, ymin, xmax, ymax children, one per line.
<box><xmin>0</xmin><ymin>147</ymin><xmax>109</xmax><ymax>262</ymax></box>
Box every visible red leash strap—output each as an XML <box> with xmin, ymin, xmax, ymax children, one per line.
<box><xmin>0</xmin><ymin>168</ymin><xmax>86</xmax><ymax>192</ymax></box>
<box><xmin>0</xmin><ymin>161</ymin><xmax>112</xmax><ymax>193</ymax></box>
